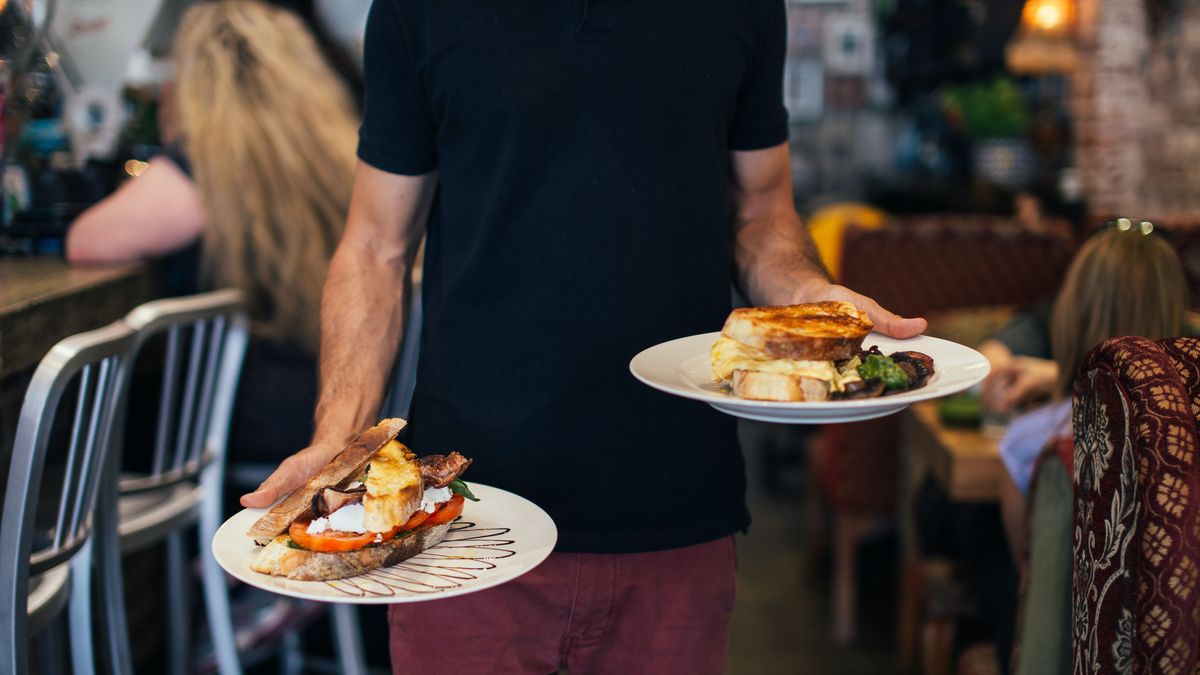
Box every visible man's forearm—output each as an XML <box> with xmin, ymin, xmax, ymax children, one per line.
<box><xmin>310</xmin><ymin>238</ymin><xmax>412</xmax><ymax>449</ymax></box>
<box><xmin>734</xmin><ymin>209</ymin><xmax>830</xmax><ymax>306</ymax></box>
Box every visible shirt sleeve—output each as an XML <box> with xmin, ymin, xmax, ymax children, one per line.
<box><xmin>357</xmin><ymin>0</ymin><xmax>438</xmax><ymax>175</ymax></box>
<box><xmin>990</xmin><ymin>302</ymin><xmax>1053</xmax><ymax>359</ymax></box>
<box><xmin>157</xmin><ymin>143</ymin><xmax>192</xmax><ymax>178</ymax></box>
<box><xmin>727</xmin><ymin>0</ymin><xmax>790</xmax><ymax>151</ymax></box>
<box><xmin>998</xmin><ymin>399</ymin><xmax>1072</xmax><ymax>494</ymax></box>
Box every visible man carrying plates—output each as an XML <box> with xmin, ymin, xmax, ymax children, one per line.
<box><xmin>241</xmin><ymin>0</ymin><xmax>924</xmax><ymax>672</ymax></box>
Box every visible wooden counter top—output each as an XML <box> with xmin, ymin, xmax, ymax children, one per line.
<box><xmin>903</xmin><ymin>400</ymin><xmax>1004</xmax><ymax>502</ymax></box>
<box><xmin>0</xmin><ymin>258</ymin><xmax>159</xmax><ymax>378</ymax></box>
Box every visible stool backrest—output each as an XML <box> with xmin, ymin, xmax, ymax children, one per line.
<box><xmin>0</xmin><ymin>320</ymin><xmax>138</xmax><ymax>675</ymax></box>
<box><xmin>118</xmin><ymin>289</ymin><xmax>249</xmax><ymax>494</ymax></box>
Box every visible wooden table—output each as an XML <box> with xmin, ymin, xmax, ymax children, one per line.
<box><xmin>902</xmin><ymin>400</ymin><xmax>1004</xmax><ymax>502</ymax></box>
<box><xmin>0</xmin><ymin>258</ymin><xmax>159</xmax><ymax>378</ymax></box>
<box><xmin>896</xmin><ymin>401</ymin><xmax>1005</xmax><ymax>674</ymax></box>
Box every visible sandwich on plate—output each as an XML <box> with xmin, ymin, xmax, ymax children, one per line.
<box><xmin>246</xmin><ymin>418</ymin><xmax>476</xmax><ymax>581</ymax></box>
<box><xmin>710</xmin><ymin>301</ymin><xmax>934</xmax><ymax>401</ymax></box>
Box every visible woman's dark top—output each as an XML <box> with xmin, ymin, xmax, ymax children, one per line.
<box><xmin>155</xmin><ymin>147</ymin><xmax>319</xmax><ymax>466</ymax></box>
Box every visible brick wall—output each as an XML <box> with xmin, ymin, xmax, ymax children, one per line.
<box><xmin>1072</xmin><ymin>0</ymin><xmax>1200</xmax><ymax>216</ymax></box>
<box><xmin>1141</xmin><ymin>12</ymin><xmax>1200</xmax><ymax>215</ymax></box>
<box><xmin>1070</xmin><ymin>0</ymin><xmax>1148</xmax><ymax>216</ymax></box>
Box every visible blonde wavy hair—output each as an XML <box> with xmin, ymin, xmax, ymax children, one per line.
<box><xmin>172</xmin><ymin>0</ymin><xmax>358</xmax><ymax>353</ymax></box>
<box><xmin>1051</xmin><ymin>224</ymin><xmax>1189</xmax><ymax>396</ymax></box>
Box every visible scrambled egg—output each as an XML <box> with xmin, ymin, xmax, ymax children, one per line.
<box><xmin>363</xmin><ymin>440</ymin><xmax>422</xmax><ymax>532</ymax></box>
<box><xmin>710</xmin><ymin>335</ymin><xmax>861</xmax><ymax>393</ymax></box>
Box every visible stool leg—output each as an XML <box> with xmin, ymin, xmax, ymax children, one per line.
<box><xmin>199</xmin><ymin>463</ymin><xmax>242</xmax><ymax>675</ymax></box>
<box><xmin>95</xmin><ymin>502</ymin><xmax>134</xmax><ymax>675</ymax></box>
<box><xmin>832</xmin><ymin>512</ymin><xmax>864</xmax><ymax>644</ymax></box>
<box><xmin>38</xmin><ymin>614</ymin><xmax>68</xmax><ymax>675</ymax></box>
<box><xmin>896</xmin><ymin>560</ymin><xmax>922</xmax><ymax>674</ymax></box>
<box><xmin>68</xmin><ymin>542</ymin><xmax>97</xmax><ymax>675</ymax></box>
<box><xmin>281</xmin><ymin>629</ymin><xmax>304</xmax><ymax>675</ymax></box>
<box><xmin>166</xmin><ymin>530</ymin><xmax>190</xmax><ymax>675</ymax></box>
<box><xmin>332</xmin><ymin>604</ymin><xmax>368</xmax><ymax>675</ymax></box>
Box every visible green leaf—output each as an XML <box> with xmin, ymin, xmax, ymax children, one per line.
<box><xmin>448</xmin><ymin>479</ymin><xmax>480</xmax><ymax>501</ymax></box>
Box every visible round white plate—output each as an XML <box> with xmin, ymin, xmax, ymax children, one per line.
<box><xmin>212</xmin><ymin>483</ymin><xmax>557</xmax><ymax>604</ymax></box>
<box><xmin>629</xmin><ymin>332</ymin><xmax>990</xmax><ymax>424</ymax></box>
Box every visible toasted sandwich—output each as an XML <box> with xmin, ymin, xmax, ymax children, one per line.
<box><xmin>246</xmin><ymin>419</ymin><xmax>475</xmax><ymax>581</ymax></box>
<box><xmin>710</xmin><ymin>301</ymin><xmax>873</xmax><ymax>401</ymax></box>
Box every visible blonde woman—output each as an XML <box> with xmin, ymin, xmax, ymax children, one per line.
<box><xmin>998</xmin><ymin>223</ymin><xmax>1189</xmax><ymax>553</ymax></box>
<box><xmin>67</xmin><ymin>0</ymin><xmax>359</xmax><ymax>463</ymax></box>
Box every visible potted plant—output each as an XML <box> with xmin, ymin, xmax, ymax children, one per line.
<box><xmin>941</xmin><ymin>77</ymin><xmax>1034</xmax><ymax>189</ymax></box>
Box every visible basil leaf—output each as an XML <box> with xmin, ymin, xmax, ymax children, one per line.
<box><xmin>448</xmin><ymin>479</ymin><xmax>480</xmax><ymax>501</ymax></box>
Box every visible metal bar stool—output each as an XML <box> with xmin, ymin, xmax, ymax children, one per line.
<box><xmin>0</xmin><ymin>320</ymin><xmax>139</xmax><ymax>675</ymax></box>
<box><xmin>95</xmin><ymin>289</ymin><xmax>250</xmax><ymax>675</ymax></box>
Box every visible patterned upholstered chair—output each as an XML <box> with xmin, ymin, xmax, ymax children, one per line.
<box><xmin>1072</xmin><ymin>336</ymin><xmax>1200</xmax><ymax>675</ymax></box>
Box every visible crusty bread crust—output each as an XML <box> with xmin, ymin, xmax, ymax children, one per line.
<box><xmin>250</xmin><ymin>521</ymin><xmax>452</xmax><ymax>581</ymax></box>
<box><xmin>246</xmin><ymin>418</ymin><xmax>408</xmax><ymax>546</ymax></box>
<box><xmin>722</xmin><ymin>301</ymin><xmax>872</xmax><ymax>361</ymax></box>
<box><xmin>732</xmin><ymin>370</ymin><xmax>830</xmax><ymax>402</ymax></box>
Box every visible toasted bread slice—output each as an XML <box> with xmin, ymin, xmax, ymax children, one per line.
<box><xmin>721</xmin><ymin>301</ymin><xmax>872</xmax><ymax>361</ymax></box>
<box><xmin>363</xmin><ymin>440</ymin><xmax>423</xmax><ymax>532</ymax></box>
<box><xmin>732</xmin><ymin>369</ymin><xmax>830</xmax><ymax>402</ymax></box>
<box><xmin>250</xmin><ymin>522</ymin><xmax>452</xmax><ymax>581</ymax></box>
<box><xmin>246</xmin><ymin>418</ymin><xmax>407</xmax><ymax>546</ymax></box>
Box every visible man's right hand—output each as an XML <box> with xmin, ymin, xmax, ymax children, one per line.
<box><xmin>240</xmin><ymin>441</ymin><xmax>343</xmax><ymax>508</ymax></box>
<box><xmin>242</xmin><ymin>165</ymin><xmax>434</xmax><ymax>510</ymax></box>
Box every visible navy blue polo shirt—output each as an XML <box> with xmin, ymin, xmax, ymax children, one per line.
<box><xmin>359</xmin><ymin>0</ymin><xmax>789</xmax><ymax>552</ymax></box>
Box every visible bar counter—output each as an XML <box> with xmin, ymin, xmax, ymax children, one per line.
<box><xmin>0</xmin><ymin>257</ymin><xmax>159</xmax><ymax>378</ymax></box>
<box><xmin>0</xmin><ymin>257</ymin><xmax>161</xmax><ymax>458</ymax></box>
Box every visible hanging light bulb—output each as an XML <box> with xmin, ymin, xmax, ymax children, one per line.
<box><xmin>1023</xmin><ymin>0</ymin><xmax>1073</xmax><ymax>33</ymax></box>
<box><xmin>1007</xmin><ymin>0</ymin><xmax>1080</xmax><ymax>73</ymax></box>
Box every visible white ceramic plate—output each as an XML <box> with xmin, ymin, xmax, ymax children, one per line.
<box><xmin>211</xmin><ymin>483</ymin><xmax>557</xmax><ymax>604</ymax></box>
<box><xmin>629</xmin><ymin>332</ymin><xmax>989</xmax><ymax>424</ymax></box>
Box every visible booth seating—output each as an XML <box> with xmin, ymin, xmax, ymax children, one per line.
<box><xmin>838</xmin><ymin>214</ymin><xmax>1077</xmax><ymax>319</ymax></box>
<box><xmin>1072</xmin><ymin>336</ymin><xmax>1200</xmax><ymax>675</ymax></box>
<box><xmin>0</xmin><ymin>320</ymin><xmax>139</xmax><ymax>675</ymax></box>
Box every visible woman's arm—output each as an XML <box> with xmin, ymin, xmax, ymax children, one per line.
<box><xmin>65</xmin><ymin>156</ymin><xmax>206</xmax><ymax>263</ymax></box>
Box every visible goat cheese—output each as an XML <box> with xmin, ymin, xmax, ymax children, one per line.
<box><xmin>421</xmin><ymin>486</ymin><xmax>453</xmax><ymax>513</ymax></box>
<box><xmin>306</xmin><ymin>502</ymin><xmax>367</xmax><ymax>534</ymax></box>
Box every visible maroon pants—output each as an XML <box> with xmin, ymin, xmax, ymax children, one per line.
<box><xmin>388</xmin><ymin>536</ymin><xmax>737</xmax><ymax>674</ymax></box>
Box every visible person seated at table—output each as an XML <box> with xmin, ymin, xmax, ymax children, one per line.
<box><xmin>997</xmin><ymin>223</ymin><xmax>1188</xmax><ymax>560</ymax></box>
<box><xmin>977</xmin><ymin>301</ymin><xmax>1056</xmax><ymax>410</ymax></box>
<box><xmin>65</xmin><ymin>0</ymin><xmax>359</xmax><ymax>469</ymax></box>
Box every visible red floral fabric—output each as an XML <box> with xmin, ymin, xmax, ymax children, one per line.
<box><xmin>1073</xmin><ymin>336</ymin><xmax>1200</xmax><ymax>675</ymax></box>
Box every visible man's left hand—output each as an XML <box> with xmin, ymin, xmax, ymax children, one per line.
<box><xmin>794</xmin><ymin>281</ymin><xmax>927</xmax><ymax>339</ymax></box>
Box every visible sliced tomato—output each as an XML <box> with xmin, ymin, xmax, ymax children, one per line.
<box><xmin>400</xmin><ymin>508</ymin><xmax>431</xmax><ymax>531</ymax></box>
<box><xmin>425</xmin><ymin>494</ymin><xmax>465</xmax><ymax>525</ymax></box>
<box><xmin>288</xmin><ymin>520</ymin><xmax>400</xmax><ymax>553</ymax></box>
